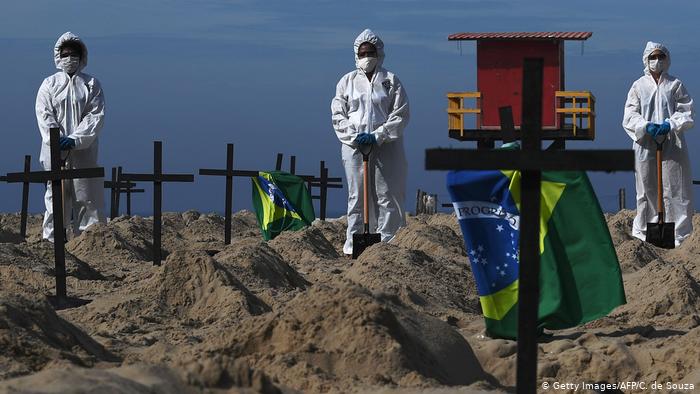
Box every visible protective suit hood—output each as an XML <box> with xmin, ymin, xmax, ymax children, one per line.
<box><xmin>642</xmin><ymin>41</ymin><xmax>671</xmax><ymax>75</ymax></box>
<box><xmin>53</xmin><ymin>32</ymin><xmax>88</xmax><ymax>72</ymax></box>
<box><xmin>353</xmin><ymin>29</ymin><xmax>385</xmax><ymax>70</ymax></box>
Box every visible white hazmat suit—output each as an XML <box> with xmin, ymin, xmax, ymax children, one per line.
<box><xmin>622</xmin><ymin>41</ymin><xmax>694</xmax><ymax>245</ymax></box>
<box><xmin>331</xmin><ymin>29</ymin><xmax>410</xmax><ymax>255</ymax></box>
<box><xmin>36</xmin><ymin>32</ymin><xmax>106</xmax><ymax>242</ymax></box>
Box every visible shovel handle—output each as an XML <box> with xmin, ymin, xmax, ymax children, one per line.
<box><xmin>363</xmin><ymin>156</ymin><xmax>370</xmax><ymax>233</ymax></box>
<box><xmin>656</xmin><ymin>140</ymin><xmax>664</xmax><ymax>224</ymax></box>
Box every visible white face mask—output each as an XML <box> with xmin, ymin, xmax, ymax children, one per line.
<box><xmin>60</xmin><ymin>55</ymin><xmax>80</xmax><ymax>74</ymax></box>
<box><xmin>649</xmin><ymin>58</ymin><xmax>665</xmax><ymax>73</ymax></box>
<box><xmin>356</xmin><ymin>56</ymin><xmax>378</xmax><ymax>74</ymax></box>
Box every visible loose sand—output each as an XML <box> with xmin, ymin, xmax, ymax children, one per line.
<box><xmin>0</xmin><ymin>209</ymin><xmax>698</xmax><ymax>393</ymax></box>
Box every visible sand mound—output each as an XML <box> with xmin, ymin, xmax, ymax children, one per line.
<box><xmin>673</xmin><ymin>214</ymin><xmax>700</xmax><ymax>256</ymax></box>
<box><xmin>0</xmin><ymin>213</ymin><xmax>44</xmax><ymax>244</ymax></box>
<box><xmin>68</xmin><ymin>211</ymin><xmax>263</xmax><ymax>270</ymax></box>
<box><xmin>148</xmin><ymin>250</ymin><xmax>269</xmax><ymax>324</ymax></box>
<box><xmin>311</xmin><ymin>217</ymin><xmax>348</xmax><ymax>255</ymax></box>
<box><xmin>181</xmin><ymin>210</ymin><xmax>260</xmax><ymax>241</ymax></box>
<box><xmin>345</xmin><ymin>243</ymin><xmax>479</xmax><ymax>319</ymax></box>
<box><xmin>391</xmin><ymin>217</ymin><xmax>466</xmax><ymax>260</ymax></box>
<box><xmin>214</xmin><ymin>238</ymin><xmax>309</xmax><ymax>308</ymax></box>
<box><xmin>178</xmin><ymin>212</ymin><xmax>225</xmax><ymax>244</ymax></box>
<box><xmin>424</xmin><ymin>213</ymin><xmax>463</xmax><ymax>239</ymax></box>
<box><xmin>0</xmin><ymin>293</ymin><xmax>117</xmax><ymax>380</ymax></box>
<box><xmin>204</xmin><ymin>284</ymin><xmax>490</xmax><ymax>392</ymax></box>
<box><xmin>530</xmin><ymin>325</ymin><xmax>700</xmax><ymax>388</ymax></box>
<box><xmin>0</xmin><ymin>228</ymin><xmax>25</xmax><ymax>244</ymax></box>
<box><xmin>612</xmin><ymin>260</ymin><xmax>700</xmax><ymax>328</ymax></box>
<box><xmin>67</xmin><ymin>221</ymin><xmax>152</xmax><ymax>269</ymax></box>
<box><xmin>268</xmin><ymin>226</ymin><xmax>340</xmax><ymax>265</ymax></box>
<box><xmin>0</xmin><ymin>364</ymin><xmax>195</xmax><ymax>394</ymax></box>
<box><xmin>614</xmin><ymin>238</ymin><xmax>661</xmax><ymax>273</ymax></box>
<box><xmin>214</xmin><ymin>238</ymin><xmax>309</xmax><ymax>291</ymax></box>
<box><xmin>0</xmin><ymin>265</ymin><xmax>54</xmax><ymax>300</ymax></box>
<box><xmin>0</xmin><ymin>240</ymin><xmax>102</xmax><ymax>280</ymax></box>
<box><xmin>68</xmin><ymin>215</ymin><xmax>156</xmax><ymax>270</ymax></box>
<box><xmin>605</xmin><ymin>209</ymin><xmax>636</xmax><ymax>247</ymax></box>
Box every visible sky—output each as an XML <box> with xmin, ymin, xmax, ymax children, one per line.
<box><xmin>2</xmin><ymin>0</ymin><xmax>700</xmax><ymax>218</ymax></box>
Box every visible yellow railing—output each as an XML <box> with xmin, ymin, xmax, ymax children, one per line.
<box><xmin>447</xmin><ymin>90</ymin><xmax>596</xmax><ymax>140</ymax></box>
<box><xmin>555</xmin><ymin>91</ymin><xmax>595</xmax><ymax>138</ymax></box>
<box><xmin>447</xmin><ymin>92</ymin><xmax>481</xmax><ymax>132</ymax></box>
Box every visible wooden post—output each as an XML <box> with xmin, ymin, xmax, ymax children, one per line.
<box><xmin>319</xmin><ymin>161</ymin><xmax>327</xmax><ymax>220</ymax></box>
<box><xmin>619</xmin><ymin>188</ymin><xmax>626</xmax><ymax>211</ymax></box>
<box><xmin>110</xmin><ymin>167</ymin><xmax>118</xmax><ymax>220</ymax></box>
<box><xmin>516</xmin><ymin>58</ymin><xmax>544</xmax><ymax>394</ymax></box>
<box><xmin>275</xmin><ymin>153</ymin><xmax>283</xmax><ymax>171</ymax></box>
<box><xmin>153</xmin><ymin>142</ymin><xmax>163</xmax><ymax>266</ymax></box>
<box><xmin>224</xmin><ymin>145</ymin><xmax>233</xmax><ymax>244</ymax></box>
<box><xmin>49</xmin><ymin>129</ymin><xmax>67</xmax><ymax>300</ymax></box>
<box><xmin>415</xmin><ymin>189</ymin><xmax>422</xmax><ymax>215</ymax></box>
<box><xmin>115</xmin><ymin>167</ymin><xmax>123</xmax><ymax>217</ymax></box>
<box><xmin>20</xmin><ymin>155</ymin><xmax>31</xmax><ymax>238</ymax></box>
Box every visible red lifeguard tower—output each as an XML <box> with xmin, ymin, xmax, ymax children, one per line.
<box><xmin>446</xmin><ymin>32</ymin><xmax>595</xmax><ymax>148</ymax></box>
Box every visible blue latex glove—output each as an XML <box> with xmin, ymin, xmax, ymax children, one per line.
<box><xmin>354</xmin><ymin>133</ymin><xmax>377</xmax><ymax>145</ymax></box>
<box><xmin>59</xmin><ymin>136</ymin><xmax>76</xmax><ymax>150</ymax></box>
<box><xmin>353</xmin><ymin>133</ymin><xmax>367</xmax><ymax>144</ymax></box>
<box><xmin>658</xmin><ymin>120</ymin><xmax>671</xmax><ymax>135</ymax></box>
<box><xmin>355</xmin><ymin>133</ymin><xmax>377</xmax><ymax>145</ymax></box>
<box><xmin>645</xmin><ymin>123</ymin><xmax>660</xmax><ymax>137</ymax></box>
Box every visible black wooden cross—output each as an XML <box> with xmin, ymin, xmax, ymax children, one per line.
<box><xmin>425</xmin><ymin>59</ymin><xmax>635</xmax><ymax>394</ymax></box>
<box><xmin>118</xmin><ymin>167</ymin><xmax>145</xmax><ymax>216</ymax></box>
<box><xmin>105</xmin><ymin>167</ymin><xmax>122</xmax><ymax>219</ymax></box>
<box><xmin>309</xmin><ymin>161</ymin><xmax>342</xmax><ymax>220</ymax></box>
<box><xmin>3</xmin><ymin>155</ymin><xmax>33</xmax><ymax>238</ymax></box>
<box><xmin>273</xmin><ymin>154</ymin><xmax>343</xmax><ymax>220</ymax></box>
<box><xmin>293</xmin><ymin>160</ymin><xmax>343</xmax><ymax>221</ymax></box>
<box><xmin>120</xmin><ymin>141</ymin><xmax>194</xmax><ymax>266</ymax></box>
<box><xmin>199</xmin><ymin>143</ymin><xmax>262</xmax><ymax>245</ymax></box>
<box><xmin>6</xmin><ymin>128</ymin><xmax>104</xmax><ymax>309</ymax></box>
<box><xmin>275</xmin><ymin>153</ymin><xmax>284</xmax><ymax>171</ymax></box>
<box><xmin>104</xmin><ymin>167</ymin><xmax>144</xmax><ymax>219</ymax></box>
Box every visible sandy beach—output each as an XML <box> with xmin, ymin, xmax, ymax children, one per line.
<box><xmin>0</xmin><ymin>210</ymin><xmax>698</xmax><ymax>393</ymax></box>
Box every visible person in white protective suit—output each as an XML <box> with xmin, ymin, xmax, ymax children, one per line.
<box><xmin>331</xmin><ymin>29</ymin><xmax>410</xmax><ymax>256</ymax></box>
<box><xmin>623</xmin><ymin>41</ymin><xmax>694</xmax><ymax>246</ymax></box>
<box><xmin>36</xmin><ymin>32</ymin><xmax>106</xmax><ymax>242</ymax></box>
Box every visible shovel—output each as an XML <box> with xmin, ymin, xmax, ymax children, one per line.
<box><xmin>352</xmin><ymin>144</ymin><xmax>381</xmax><ymax>259</ymax></box>
<box><xmin>646</xmin><ymin>136</ymin><xmax>675</xmax><ymax>249</ymax></box>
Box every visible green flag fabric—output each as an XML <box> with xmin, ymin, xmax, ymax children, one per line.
<box><xmin>252</xmin><ymin>171</ymin><xmax>315</xmax><ymax>241</ymax></box>
<box><xmin>447</xmin><ymin>169</ymin><xmax>626</xmax><ymax>339</ymax></box>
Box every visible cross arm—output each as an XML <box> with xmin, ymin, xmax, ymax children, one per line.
<box><xmin>198</xmin><ymin>169</ymin><xmax>259</xmax><ymax>177</ymax></box>
<box><xmin>121</xmin><ymin>173</ymin><xmax>194</xmax><ymax>182</ymax></box>
<box><xmin>6</xmin><ymin>168</ymin><xmax>104</xmax><ymax>183</ymax></box>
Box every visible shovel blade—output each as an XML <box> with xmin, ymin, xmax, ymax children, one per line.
<box><xmin>352</xmin><ymin>233</ymin><xmax>382</xmax><ymax>259</ymax></box>
<box><xmin>646</xmin><ymin>222</ymin><xmax>675</xmax><ymax>249</ymax></box>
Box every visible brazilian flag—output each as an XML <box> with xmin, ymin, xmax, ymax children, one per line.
<box><xmin>252</xmin><ymin>171</ymin><xmax>315</xmax><ymax>240</ymax></box>
<box><xmin>447</xmin><ymin>169</ymin><xmax>626</xmax><ymax>339</ymax></box>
